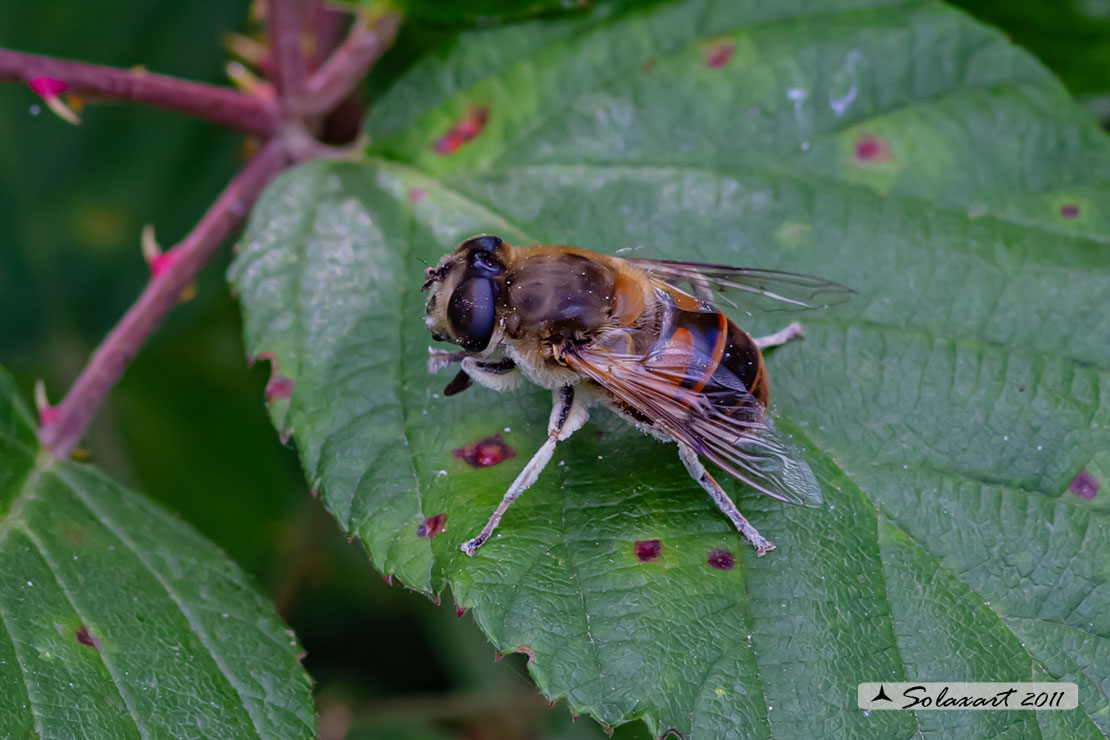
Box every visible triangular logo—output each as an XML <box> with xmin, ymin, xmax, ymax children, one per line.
<box><xmin>872</xmin><ymin>685</ymin><xmax>892</xmax><ymax>702</ymax></box>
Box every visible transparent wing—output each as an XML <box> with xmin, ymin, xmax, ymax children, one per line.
<box><xmin>626</xmin><ymin>258</ymin><xmax>852</xmax><ymax>313</ymax></box>
<box><xmin>566</xmin><ymin>340</ymin><xmax>822</xmax><ymax>507</ymax></box>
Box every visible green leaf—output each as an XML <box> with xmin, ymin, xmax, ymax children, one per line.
<box><xmin>950</xmin><ymin>0</ymin><xmax>1110</xmax><ymax>98</ymax></box>
<box><xmin>232</xmin><ymin>0</ymin><xmax>1110</xmax><ymax>736</ymax></box>
<box><xmin>0</xmin><ymin>369</ymin><xmax>316</xmax><ymax>739</ymax></box>
<box><xmin>394</xmin><ymin>0</ymin><xmax>637</xmax><ymax>25</ymax></box>
<box><xmin>344</xmin><ymin>0</ymin><xmax>652</xmax><ymax>26</ymax></box>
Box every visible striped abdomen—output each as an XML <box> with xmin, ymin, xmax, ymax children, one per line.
<box><xmin>646</xmin><ymin>295</ymin><xmax>769</xmax><ymax>410</ymax></box>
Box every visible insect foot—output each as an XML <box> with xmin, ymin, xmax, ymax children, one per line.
<box><xmin>460</xmin><ymin>535</ymin><xmax>486</xmax><ymax>557</ymax></box>
<box><xmin>753</xmin><ymin>321</ymin><xmax>805</xmax><ymax>350</ymax></box>
<box><xmin>428</xmin><ymin>347</ymin><xmax>465</xmax><ymax>374</ymax></box>
<box><xmin>754</xmin><ymin>538</ymin><xmax>776</xmax><ymax>557</ymax></box>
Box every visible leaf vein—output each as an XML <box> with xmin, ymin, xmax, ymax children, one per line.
<box><xmin>49</xmin><ymin>464</ymin><xmax>280</xmax><ymax>739</ymax></box>
<box><xmin>19</xmin><ymin>521</ymin><xmax>148</xmax><ymax>740</ymax></box>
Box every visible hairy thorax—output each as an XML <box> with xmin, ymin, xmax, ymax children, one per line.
<box><xmin>502</xmin><ymin>250</ymin><xmax>616</xmax><ymax>338</ymax></box>
<box><xmin>498</xmin><ymin>246</ymin><xmax>651</xmax><ymax>387</ymax></box>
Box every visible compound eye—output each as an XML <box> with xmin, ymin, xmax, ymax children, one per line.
<box><xmin>468</xmin><ymin>249</ymin><xmax>504</xmax><ymax>277</ymax></box>
<box><xmin>463</xmin><ymin>235</ymin><xmax>503</xmax><ymax>254</ymax></box>
<box><xmin>447</xmin><ymin>277</ymin><xmax>497</xmax><ymax>352</ymax></box>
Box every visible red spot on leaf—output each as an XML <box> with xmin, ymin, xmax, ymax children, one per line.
<box><xmin>634</xmin><ymin>539</ymin><xmax>663</xmax><ymax>562</ymax></box>
<box><xmin>433</xmin><ymin>106</ymin><xmax>489</xmax><ymax>155</ymax></box>
<box><xmin>453</xmin><ymin>434</ymin><xmax>516</xmax><ymax>468</ymax></box>
<box><xmin>1070</xmin><ymin>470</ymin><xmax>1099</xmax><ymax>500</ymax></box>
<box><xmin>640</xmin><ymin>59</ymin><xmax>657</xmax><ymax>74</ymax></box>
<box><xmin>29</xmin><ymin>77</ymin><xmax>67</xmax><ymax>97</ymax></box>
<box><xmin>701</xmin><ymin>39</ymin><xmax>735</xmax><ymax>68</ymax></box>
<box><xmin>456</xmin><ymin>606</ymin><xmax>466</xmax><ymax>618</ymax></box>
<box><xmin>417</xmin><ymin>512</ymin><xmax>447</xmax><ymax>539</ymax></box>
<box><xmin>494</xmin><ymin>652</ymin><xmax>503</xmax><ymax>662</ymax></box>
<box><xmin>383</xmin><ymin>573</ymin><xmax>393</xmax><ymax>586</ymax></box>
<box><xmin>854</xmin><ymin>133</ymin><xmax>891</xmax><ymax>164</ymax></box>
<box><xmin>407</xmin><ymin>188</ymin><xmax>426</xmax><ymax>203</ymax></box>
<box><xmin>75</xmin><ymin>624</ymin><xmax>100</xmax><ymax>650</ymax></box>
<box><xmin>1060</xmin><ymin>204</ymin><xmax>1080</xmax><ymax>218</ymax></box>
<box><xmin>707</xmin><ymin>549</ymin><xmax>735</xmax><ymax>570</ymax></box>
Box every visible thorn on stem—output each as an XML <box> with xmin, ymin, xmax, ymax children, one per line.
<box><xmin>141</xmin><ymin>224</ymin><xmax>164</xmax><ymax>266</ymax></box>
<box><xmin>226</xmin><ymin>61</ymin><xmax>267</xmax><ymax>96</ymax></box>
<box><xmin>28</xmin><ymin>76</ymin><xmax>81</xmax><ymax>125</ymax></box>
<box><xmin>34</xmin><ymin>379</ymin><xmax>59</xmax><ymax>426</ymax></box>
<box><xmin>225</xmin><ymin>32</ymin><xmax>270</xmax><ymax>68</ymax></box>
<box><xmin>141</xmin><ymin>225</ymin><xmax>195</xmax><ymax>300</ymax></box>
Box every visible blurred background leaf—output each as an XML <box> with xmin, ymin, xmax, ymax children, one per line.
<box><xmin>1</xmin><ymin>0</ymin><xmax>1105</xmax><ymax>738</ymax></box>
<box><xmin>949</xmin><ymin>0</ymin><xmax>1110</xmax><ymax>120</ymax></box>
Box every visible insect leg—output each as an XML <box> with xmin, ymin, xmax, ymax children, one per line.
<box><xmin>753</xmin><ymin>321</ymin><xmax>804</xmax><ymax>350</ymax></box>
<box><xmin>427</xmin><ymin>348</ymin><xmax>468</xmax><ymax>374</ymax></box>
<box><xmin>461</xmin><ymin>385</ymin><xmax>588</xmax><ymax>556</ymax></box>
<box><xmin>677</xmin><ymin>442</ymin><xmax>775</xmax><ymax>556</ymax></box>
<box><xmin>459</xmin><ymin>357</ymin><xmax>521</xmax><ymax>393</ymax></box>
<box><xmin>427</xmin><ymin>348</ymin><xmax>521</xmax><ymax>394</ymax></box>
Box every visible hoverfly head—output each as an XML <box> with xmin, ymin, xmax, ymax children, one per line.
<box><xmin>424</xmin><ymin>235</ymin><xmax>509</xmax><ymax>353</ymax></box>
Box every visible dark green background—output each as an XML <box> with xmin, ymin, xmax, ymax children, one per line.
<box><xmin>0</xmin><ymin>1</ymin><xmax>1104</xmax><ymax>737</ymax></box>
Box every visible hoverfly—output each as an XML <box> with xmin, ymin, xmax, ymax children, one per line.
<box><xmin>423</xmin><ymin>235</ymin><xmax>849</xmax><ymax>556</ymax></box>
